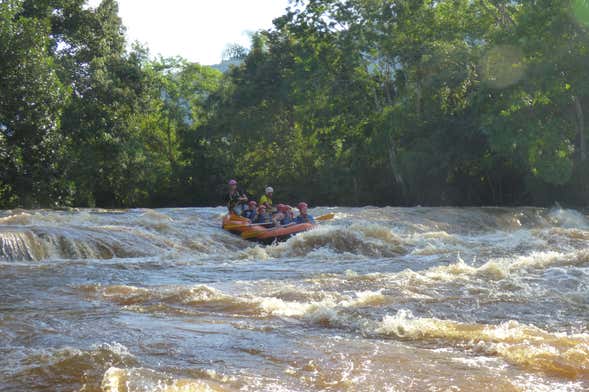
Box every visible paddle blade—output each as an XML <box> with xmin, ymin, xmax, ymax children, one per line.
<box><xmin>229</xmin><ymin>214</ymin><xmax>249</xmax><ymax>222</ymax></box>
<box><xmin>224</xmin><ymin>224</ymin><xmax>249</xmax><ymax>230</ymax></box>
<box><xmin>315</xmin><ymin>213</ymin><xmax>335</xmax><ymax>222</ymax></box>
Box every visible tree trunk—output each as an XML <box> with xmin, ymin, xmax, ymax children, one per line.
<box><xmin>415</xmin><ymin>81</ymin><xmax>422</xmax><ymax>122</ymax></box>
<box><xmin>487</xmin><ymin>174</ymin><xmax>497</xmax><ymax>205</ymax></box>
<box><xmin>166</xmin><ymin>116</ymin><xmax>175</xmax><ymax>167</ymax></box>
<box><xmin>353</xmin><ymin>176</ymin><xmax>359</xmax><ymax>205</ymax></box>
<box><xmin>574</xmin><ymin>96</ymin><xmax>586</xmax><ymax>161</ymax></box>
<box><xmin>387</xmin><ymin>130</ymin><xmax>407</xmax><ymax>201</ymax></box>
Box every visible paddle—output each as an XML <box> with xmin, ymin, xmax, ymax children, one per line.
<box><xmin>224</xmin><ymin>222</ymin><xmax>275</xmax><ymax>230</ymax></box>
<box><xmin>315</xmin><ymin>213</ymin><xmax>335</xmax><ymax>222</ymax></box>
<box><xmin>240</xmin><ymin>213</ymin><xmax>336</xmax><ymax>240</ymax></box>
<box><xmin>228</xmin><ymin>214</ymin><xmax>249</xmax><ymax>222</ymax></box>
<box><xmin>227</xmin><ymin>213</ymin><xmax>335</xmax><ymax>230</ymax></box>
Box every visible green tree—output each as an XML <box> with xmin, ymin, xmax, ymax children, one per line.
<box><xmin>0</xmin><ymin>0</ymin><xmax>68</xmax><ymax>208</ymax></box>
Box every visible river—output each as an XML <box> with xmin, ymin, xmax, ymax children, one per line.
<box><xmin>1</xmin><ymin>207</ymin><xmax>588</xmax><ymax>391</ymax></box>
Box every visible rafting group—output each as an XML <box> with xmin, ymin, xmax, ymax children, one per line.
<box><xmin>222</xmin><ymin>179</ymin><xmax>328</xmax><ymax>244</ymax></box>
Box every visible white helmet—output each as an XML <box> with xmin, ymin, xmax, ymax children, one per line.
<box><xmin>265</xmin><ymin>186</ymin><xmax>274</xmax><ymax>194</ymax></box>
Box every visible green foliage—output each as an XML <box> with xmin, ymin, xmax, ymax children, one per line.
<box><xmin>204</xmin><ymin>0</ymin><xmax>589</xmax><ymax>206</ymax></box>
<box><xmin>1</xmin><ymin>0</ymin><xmax>589</xmax><ymax>208</ymax></box>
<box><xmin>0</xmin><ymin>0</ymin><xmax>68</xmax><ymax>207</ymax></box>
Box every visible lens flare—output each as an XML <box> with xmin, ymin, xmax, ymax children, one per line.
<box><xmin>572</xmin><ymin>0</ymin><xmax>589</xmax><ymax>26</ymax></box>
<box><xmin>481</xmin><ymin>45</ymin><xmax>526</xmax><ymax>89</ymax></box>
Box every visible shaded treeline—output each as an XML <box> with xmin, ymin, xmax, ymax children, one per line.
<box><xmin>1</xmin><ymin>0</ymin><xmax>589</xmax><ymax>208</ymax></box>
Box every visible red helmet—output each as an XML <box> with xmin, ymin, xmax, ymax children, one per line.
<box><xmin>258</xmin><ymin>205</ymin><xmax>267</xmax><ymax>212</ymax></box>
<box><xmin>248</xmin><ymin>200</ymin><xmax>258</xmax><ymax>207</ymax></box>
<box><xmin>297</xmin><ymin>202</ymin><xmax>308</xmax><ymax>210</ymax></box>
<box><xmin>277</xmin><ymin>204</ymin><xmax>288</xmax><ymax>212</ymax></box>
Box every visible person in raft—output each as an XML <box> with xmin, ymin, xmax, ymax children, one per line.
<box><xmin>225</xmin><ymin>179</ymin><xmax>248</xmax><ymax>215</ymax></box>
<box><xmin>273</xmin><ymin>204</ymin><xmax>294</xmax><ymax>226</ymax></box>
<box><xmin>255</xmin><ymin>205</ymin><xmax>273</xmax><ymax>225</ymax></box>
<box><xmin>259</xmin><ymin>186</ymin><xmax>274</xmax><ymax>211</ymax></box>
<box><xmin>242</xmin><ymin>200</ymin><xmax>258</xmax><ymax>221</ymax></box>
<box><xmin>284</xmin><ymin>205</ymin><xmax>295</xmax><ymax>223</ymax></box>
<box><xmin>295</xmin><ymin>202</ymin><xmax>316</xmax><ymax>224</ymax></box>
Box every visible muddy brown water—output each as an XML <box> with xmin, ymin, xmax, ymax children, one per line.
<box><xmin>1</xmin><ymin>207</ymin><xmax>588</xmax><ymax>391</ymax></box>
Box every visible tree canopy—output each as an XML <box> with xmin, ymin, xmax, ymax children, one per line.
<box><xmin>1</xmin><ymin>0</ymin><xmax>589</xmax><ymax>208</ymax></box>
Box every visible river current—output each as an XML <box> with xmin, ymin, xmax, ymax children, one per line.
<box><xmin>1</xmin><ymin>207</ymin><xmax>588</xmax><ymax>391</ymax></box>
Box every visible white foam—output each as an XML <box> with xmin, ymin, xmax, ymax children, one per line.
<box><xmin>101</xmin><ymin>367</ymin><xmax>228</xmax><ymax>392</ymax></box>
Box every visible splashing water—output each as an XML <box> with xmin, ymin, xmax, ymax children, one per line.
<box><xmin>2</xmin><ymin>206</ymin><xmax>589</xmax><ymax>391</ymax></box>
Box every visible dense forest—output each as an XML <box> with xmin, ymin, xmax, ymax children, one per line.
<box><xmin>1</xmin><ymin>0</ymin><xmax>589</xmax><ymax>208</ymax></box>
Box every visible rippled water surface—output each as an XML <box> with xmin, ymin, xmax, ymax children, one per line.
<box><xmin>1</xmin><ymin>207</ymin><xmax>589</xmax><ymax>391</ymax></box>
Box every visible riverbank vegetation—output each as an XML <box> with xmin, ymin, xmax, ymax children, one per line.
<box><xmin>1</xmin><ymin>0</ymin><xmax>589</xmax><ymax>208</ymax></box>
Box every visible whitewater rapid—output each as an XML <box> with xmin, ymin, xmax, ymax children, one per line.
<box><xmin>1</xmin><ymin>207</ymin><xmax>589</xmax><ymax>391</ymax></box>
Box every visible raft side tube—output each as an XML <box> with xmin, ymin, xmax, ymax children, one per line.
<box><xmin>222</xmin><ymin>215</ymin><xmax>314</xmax><ymax>243</ymax></box>
<box><xmin>246</xmin><ymin>223</ymin><xmax>314</xmax><ymax>244</ymax></box>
